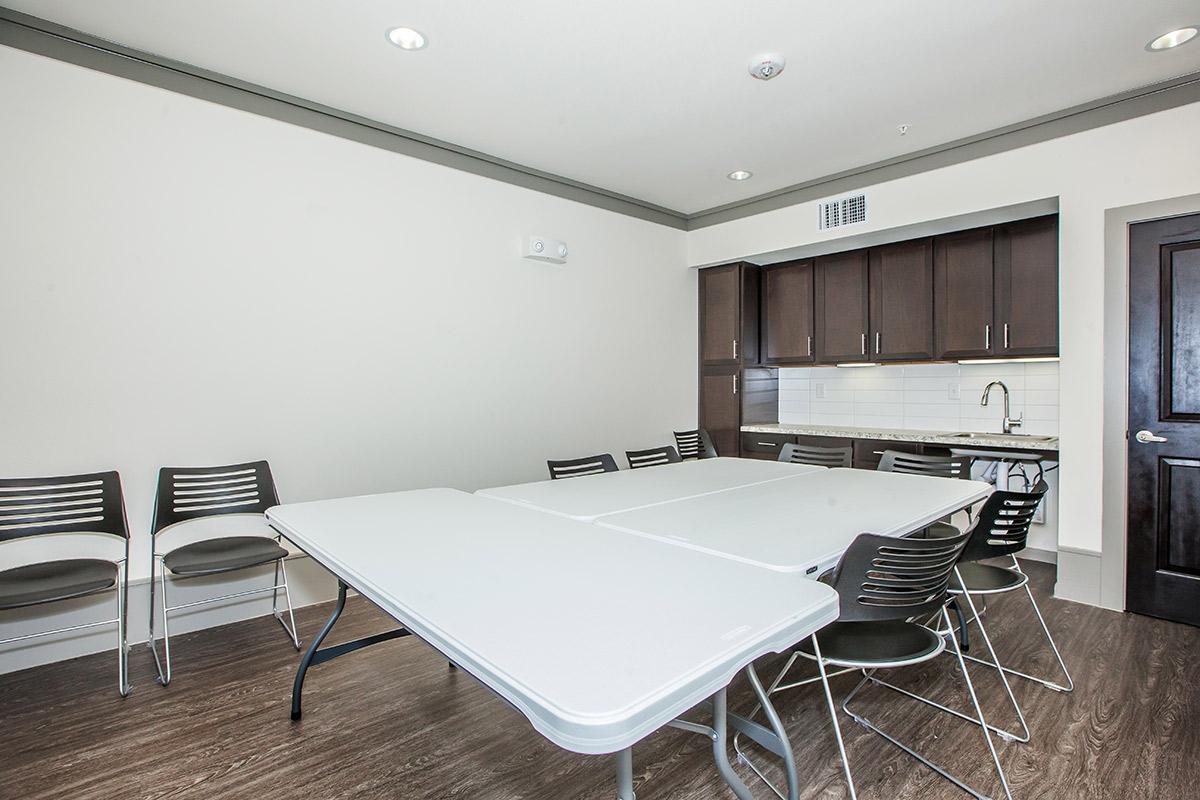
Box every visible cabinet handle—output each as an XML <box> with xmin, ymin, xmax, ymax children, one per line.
<box><xmin>985</xmin><ymin>324</ymin><xmax>991</xmax><ymax>350</ymax></box>
<box><xmin>733</xmin><ymin>338</ymin><xmax>738</xmax><ymax>359</ymax></box>
<box><xmin>733</xmin><ymin>374</ymin><xmax>738</xmax><ymax>395</ymax></box>
<box><xmin>875</xmin><ymin>332</ymin><xmax>881</xmax><ymax>354</ymax></box>
<box><xmin>861</xmin><ymin>333</ymin><xmax>866</xmax><ymax>355</ymax></box>
<box><xmin>757</xmin><ymin>442</ymin><xmax>778</xmax><ymax>447</ymax></box>
<box><xmin>1003</xmin><ymin>323</ymin><xmax>1009</xmax><ymax>350</ymax></box>
<box><xmin>807</xmin><ymin>335</ymin><xmax>812</xmax><ymax>357</ymax></box>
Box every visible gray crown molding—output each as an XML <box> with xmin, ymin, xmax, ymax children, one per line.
<box><xmin>3</xmin><ymin>6</ymin><xmax>1199</xmax><ymax>233</ymax></box>
<box><xmin>0</xmin><ymin>8</ymin><xmax>688</xmax><ymax>230</ymax></box>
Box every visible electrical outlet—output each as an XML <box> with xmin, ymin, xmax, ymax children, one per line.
<box><xmin>815</xmin><ymin>382</ymin><xmax>826</xmax><ymax>399</ymax></box>
<box><xmin>1033</xmin><ymin>503</ymin><xmax>1046</xmax><ymax>525</ymax></box>
<box><xmin>948</xmin><ymin>383</ymin><xmax>961</xmax><ymax>401</ymax></box>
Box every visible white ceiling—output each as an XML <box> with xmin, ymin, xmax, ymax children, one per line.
<box><xmin>8</xmin><ymin>0</ymin><xmax>1200</xmax><ymax>214</ymax></box>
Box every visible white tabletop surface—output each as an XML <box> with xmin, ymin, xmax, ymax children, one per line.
<box><xmin>267</xmin><ymin>488</ymin><xmax>838</xmax><ymax>755</ymax></box>
<box><xmin>475</xmin><ymin>457</ymin><xmax>824</xmax><ymax>522</ymax></box>
<box><xmin>597</xmin><ymin>468</ymin><xmax>992</xmax><ymax>576</ymax></box>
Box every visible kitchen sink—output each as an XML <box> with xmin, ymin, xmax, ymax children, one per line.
<box><xmin>947</xmin><ymin>432</ymin><xmax>1057</xmax><ymax>442</ymax></box>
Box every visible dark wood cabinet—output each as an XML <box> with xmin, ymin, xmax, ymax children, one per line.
<box><xmin>697</xmin><ymin>264</ymin><xmax>775</xmax><ymax>457</ymax></box>
<box><xmin>699</xmin><ymin>263</ymin><xmax>760</xmax><ymax>366</ymax></box>
<box><xmin>815</xmin><ymin>251</ymin><xmax>869</xmax><ymax>363</ymax></box>
<box><xmin>740</xmin><ymin>431</ymin><xmax>797</xmax><ymax>460</ymax></box>
<box><xmin>700</xmin><ymin>367</ymin><xmax>741</xmax><ymax>457</ymax></box>
<box><xmin>994</xmin><ymin>215</ymin><xmax>1058</xmax><ymax>357</ymax></box>
<box><xmin>934</xmin><ymin>228</ymin><xmax>996</xmax><ymax>360</ymax></box>
<box><xmin>699</xmin><ymin>265</ymin><xmax>740</xmax><ymax>365</ymax></box>
<box><xmin>762</xmin><ymin>260</ymin><xmax>814</xmax><ymax>364</ymax></box>
<box><xmin>869</xmin><ymin>239</ymin><xmax>934</xmax><ymax>361</ymax></box>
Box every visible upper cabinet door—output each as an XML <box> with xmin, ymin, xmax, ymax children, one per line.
<box><xmin>994</xmin><ymin>216</ymin><xmax>1059</xmax><ymax>357</ymax></box>
<box><xmin>934</xmin><ymin>228</ymin><xmax>995</xmax><ymax>360</ymax></box>
<box><xmin>869</xmin><ymin>239</ymin><xmax>934</xmax><ymax>361</ymax></box>
<box><xmin>762</xmin><ymin>260</ymin><xmax>815</xmax><ymax>365</ymax></box>
<box><xmin>815</xmin><ymin>251</ymin><xmax>870</xmax><ymax>363</ymax></box>
<box><xmin>699</xmin><ymin>265</ymin><xmax>741</xmax><ymax>365</ymax></box>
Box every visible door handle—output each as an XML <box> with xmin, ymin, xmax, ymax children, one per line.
<box><xmin>1135</xmin><ymin>430</ymin><xmax>1168</xmax><ymax>443</ymax></box>
<box><xmin>733</xmin><ymin>374</ymin><xmax>738</xmax><ymax>395</ymax></box>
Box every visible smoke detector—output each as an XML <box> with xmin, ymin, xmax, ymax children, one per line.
<box><xmin>748</xmin><ymin>53</ymin><xmax>786</xmax><ymax>81</ymax></box>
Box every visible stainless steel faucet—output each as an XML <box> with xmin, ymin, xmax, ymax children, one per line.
<box><xmin>981</xmin><ymin>380</ymin><xmax>1023</xmax><ymax>434</ymax></box>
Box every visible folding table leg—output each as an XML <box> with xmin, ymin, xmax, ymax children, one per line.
<box><xmin>615</xmin><ymin>748</ymin><xmax>635</xmax><ymax>800</ymax></box>
<box><xmin>291</xmin><ymin>580</ymin><xmax>348</xmax><ymax>720</ymax></box>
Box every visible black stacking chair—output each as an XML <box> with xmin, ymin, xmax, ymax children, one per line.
<box><xmin>877</xmin><ymin>449</ymin><xmax>970</xmax><ymax>478</ymax></box>
<box><xmin>625</xmin><ymin>446</ymin><xmax>682</xmax><ymax>470</ymax></box>
<box><xmin>778</xmin><ymin>442</ymin><xmax>852</xmax><ymax>468</ymax></box>
<box><xmin>890</xmin><ymin>480</ymin><xmax>1070</xmax><ymax>734</ymax></box>
<box><xmin>737</xmin><ymin>529</ymin><xmax>1013</xmax><ymax>800</ymax></box>
<box><xmin>672</xmin><ymin>429</ymin><xmax>718</xmax><ymax>460</ymax></box>
<box><xmin>0</xmin><ymin>471</ymin><xmax>131</xmax><ymax>696</ymax></box>
<box><xmin>546</xmin><ymin>454</ymin><xmax>619</xmax><ymax>480</ymax></box>
<box><xmin>148</xmin><ymin>460</ymin><xmax>299</xmax><ymax>685</ymax></box>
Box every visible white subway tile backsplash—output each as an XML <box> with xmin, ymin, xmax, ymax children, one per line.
<box><xmin>777</xmin><ymin>362</ymin><xmax>1059</xmax><ymax>434</ymax></box>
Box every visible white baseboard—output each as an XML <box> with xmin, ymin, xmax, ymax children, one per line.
<box><xmin>0</xmin><ymin>554</ymin><xmax>338</xmax><ymax>676</ymax></box>
<box><xmin>1018</xmin><ymin>546</ymin><xmax>1058</xmax><ymax>565</ymax></box>
<box><xmin>1054</xmin><ymin>546</ymin><xmax>1102</xmax><ymax>606</ymax></box>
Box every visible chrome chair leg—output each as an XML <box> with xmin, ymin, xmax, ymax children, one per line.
<box><xmin>868</xmin><ymin>575</ymin><xmax>1031</xmax><ymax>743</ymax></box>
<box><xmin>954</xmin><ymin>558</ymin><xmax>1073</xmax><ymax>693</ymax></box>
<box><xmin>148</xmin><ymin>557</ymin><xmax>172</xmax><ymax>686</ymax></box>
<box><xmin>116</xmin><ymin>560</ymin><xmax>131</xmax><ymax>697</ymax></box>
<box><xmin>841</xmin><ymin>607</ymin><xmax>1013</xmax><ymax>800</ymax></box>
<box><xmin>276</xmin><ymin>557</ymin><xmax>302</xmax><ymax>650</ymax></box>
<box><xmin>812</xmin><ymin>635</ymin><xmax>858</xmax><ymax>800</ymax></box>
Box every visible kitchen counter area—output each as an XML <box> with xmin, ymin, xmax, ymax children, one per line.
<box><xmin>741</xmin><ymin>422</ymin><xmax>1058</xmax><ymax>452</ymax></box>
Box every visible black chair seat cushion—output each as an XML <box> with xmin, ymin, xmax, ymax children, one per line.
<box><xmin>799</xmin><ymin>620</ymin><xmax>944</xmax><ymax>667</ymax></box>
<box><xmin>949</xmin><ymin>562</ymin><xmax>1028</xmax><ymax>594</ymax></box>
<box><xmin>0</xmin><ymin>559</ymin><xmax>118</xmax><ymax>610</ymax></box>
<box><xmin>163</xmin><ymin>536</ymin><xmax>287</xmax><ymax>576</ymax></box>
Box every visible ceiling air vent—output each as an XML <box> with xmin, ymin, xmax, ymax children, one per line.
<box><xmin>817</xmin><ymin>193</ymin><xmax>867</xmax><ymax>230</ymax></box>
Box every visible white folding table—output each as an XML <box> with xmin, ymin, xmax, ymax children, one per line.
<box><xmin>475</xmin><ymin>457</ymin><xmax>823</xmax><ymax>522</ymax></box>
<box><xmin>267</xmin><ymin>489</ymin><xmax>839</xmax><ymax>800</ymax></box>
<box><xmin>597</xmin><ymin>468</ymin><xmax>993</xmax><ymax>577</ymax></box>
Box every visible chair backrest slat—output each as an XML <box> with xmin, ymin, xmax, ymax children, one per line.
<box><xmin>673</xmin><ymin>429</ymin><xmax>718</xmax><ymax>460</ymax></box>
<box><xmin>546</xmin><ymin>454</ymin><xmax>619</xmax><ymax>481</ymax></box>
<box><xmin>152</xmin><ymin>460</ymin><xmax>279</xmax><ymax>535</ymax></box>
<box><xmin>960</xmin><ymin>480</ymin><xmax>1048</xmax><ymax>562</ymax></box>
<box><xmin>778</xmin><ymin>443</ymin><xmax>852</xmax><ymax>468</ymax></box>
<box><xmin>877</xmin><ymin>450</ymin><xmax>968</xmax><ymax>479</ymax></box>
<box><xmin>0</xmin><ymin>471</ymin><xmax>129</xmax><ymax>542</ymax></box>
<box><xmin>830</xmin><ymin>530</ymin><xmax>971</xmax><ymax>622</ymax></box>
<box><xmin>626</xmin><ymin>446</ymin><xmax>682</xmax><ymax>470</ymax></box>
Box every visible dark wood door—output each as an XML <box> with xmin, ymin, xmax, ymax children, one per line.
<box><xmin>934</xmin><ymin>227</ymin><xmax>995</xmax><ymax>360</ymax></box>
<box><xmin>995</xmin><ymin>215</ymin><xmax>1059</xmax><ymax>356</ymax></box>
<box><xmin>762</xmin><ymin>260</ymin><xmax>814</xmax><ymax>364</ymax></box>
<box><xmin>869</xmin><ymin>239</ymin><xmax>934</xmax><ymax>361</ymax></box>
<box><xmin>699</xmin><ymin>265</ymin><xmax>740</xmax><ymax>365</ymax></box>
<box><xmin>699</xmin><ymin>367</ymin><xmax>741</xmax><ymax>457</ymax></box>
<box><xmin>815</xmin><ymin>251</ymin><xmax>869</xmax><ymax>363</ymax></box>
<box><xmin>1128</xmin><ymin>212</ymin><xmax>1200</xmax><ymax>626</ymax></box>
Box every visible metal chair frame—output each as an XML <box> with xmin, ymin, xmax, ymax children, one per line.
<box><xmin>869</xmin><ymin>480</ymin><xmax>1070</xmax><ymax>748</ymax></box>
<box><xmin>147</xmin><ymin>461</ymin><xmax>300</xmax><ymax>686</ymax></box>
<box><xmin>735</xmin><ymin>530</ymin><xmax>1013</xmax><ymax>800</ymax></box>
<box><xmin>0</xmin><ymin>471</ymin><xmax>131</xmax><ymax>696</ymax></box>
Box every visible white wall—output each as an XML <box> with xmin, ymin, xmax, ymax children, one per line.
<box><xmin>690</xmin><ymin>101</ymin><xmax>1200</xmax><ymax>561</ymax></box>
<box><xmin>0</xmin><ymin>45</ymin><xmax>693</xmax><ymax>591</ymax></box>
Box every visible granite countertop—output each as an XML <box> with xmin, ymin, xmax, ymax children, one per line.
<box><xmin>741</xmin><ymin>422</ymin><xmax>1058</xmax><ymax>452</ymax></box>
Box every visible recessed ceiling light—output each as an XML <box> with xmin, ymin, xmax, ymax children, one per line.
<box><xmin>387</xmin><ymin>27</ymin><xmax>428</xmax><ymax>50</ymax></box>
<box><xmin>727</xmin><ymin>170</ymin><xmax>753</xmax><ymax>181</ymax></box>
<box><xmin>1147</xmin><ymin>27</ymin><xmax>1197</xmax><ymax>51</ymax></box>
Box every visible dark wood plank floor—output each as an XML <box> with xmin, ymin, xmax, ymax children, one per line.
<box><xmin>2</xmin><ymin>561</ymin><xmax>1198</xmax><ymax>799</ymax></box>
